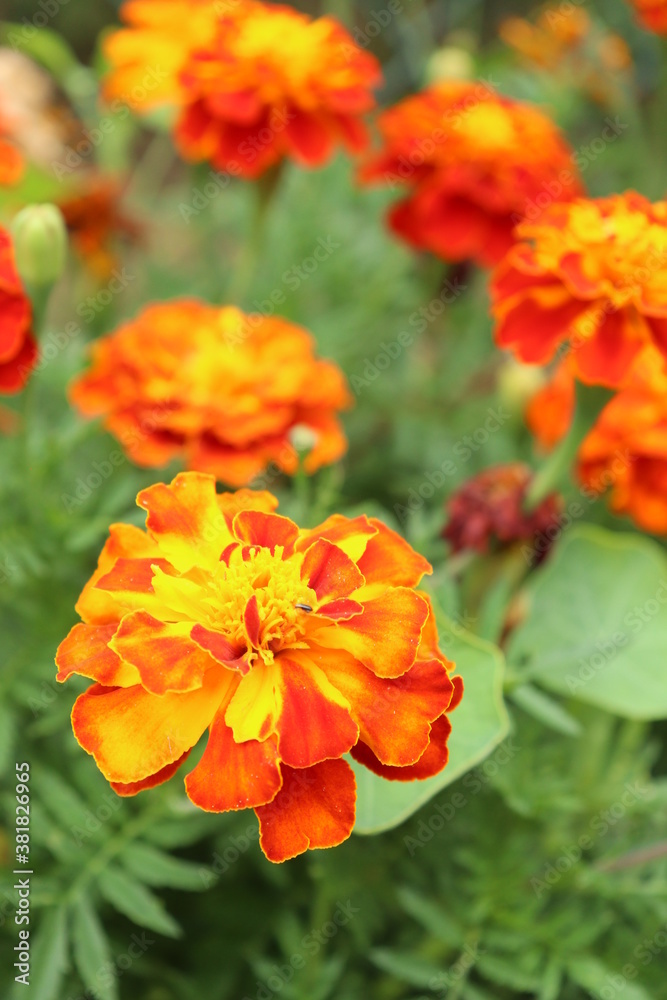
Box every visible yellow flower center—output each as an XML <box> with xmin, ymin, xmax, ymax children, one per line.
<box><xmin>195</xmin><ymin>546</ymin><xmax>317</xmax><ymax>667</ymax></box>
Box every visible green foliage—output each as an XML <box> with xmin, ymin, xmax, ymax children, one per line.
<box><xmin>507</xmin><ymin>526</ymin><xmax>667</xmax><ymax>719</ymax></box>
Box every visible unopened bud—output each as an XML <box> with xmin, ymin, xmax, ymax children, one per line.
<box><xmin>12</xmin><ymin>204</ymin><xmax>67</xmax><ymax>288</ymax></box>
<box><xmin>288</xmin><ymin>423</ymin><xmax>319</xmax><ymax>455</ymax></box>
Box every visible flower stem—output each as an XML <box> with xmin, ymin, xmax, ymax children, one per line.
<box><xmin>524</xmin><ymin>381</ymin><xmax>613</xmax><ymax>511</ymax></box>
<box><xmin>227</xmin><ymin>163</ymin><xmax>283</xmax><ymax>307</ymax></box>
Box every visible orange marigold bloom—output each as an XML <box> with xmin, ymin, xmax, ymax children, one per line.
<box><xmin>70</xmin><ymin>300</ymin><xmax>351</xmax><ymax>486</ymax></box>
<box><xmin>104</xmin><ymin>0</ymin><xmax>381</xmax><ymax>178</ymax></box>
<box><xmin>0</xmin><ymin>227</ymin><xmax>36</xmax><ymax>394</ymax></box>
<box><xmin>527</xmin><ymin>349</ymin><xmax>667</xmax><ymax>533</ymax></box>
<box><xmin>58</xmin><ymin>176</ymin><xmax>142</xmax><ymax>280</ymax></box>
<box><xmin>492</xmin><ymin>193</ymin><xmax>667</xmax><ymax>388</ymax></box>
<box><xmin>359</xmin><ymin>81</ymin><xmax>583</xmax><ymax>267</ymax></box>
<box><xmin>55</xmin><ymin>472</ymin><xmax>462</xmax><ymax>862</ymax></box>
<box><xmin>628</xmin><ymin>0</ymin><xmax>667</xmax><ymax>33</ymax></box>
<box><xmin>500</xmin><ymin>7</ymin><xmax>591</xmax><ymax>71</ymax></box>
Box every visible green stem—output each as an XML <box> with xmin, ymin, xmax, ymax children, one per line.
<box><xmin>226</xmin><ymin>163</ymin><xmax>283</xmax><ymax>307</ymax></box>
<box><xmin>524</xmin><ymin>381</ymin><xmax>613</xmax><ymax>511</ymax></box>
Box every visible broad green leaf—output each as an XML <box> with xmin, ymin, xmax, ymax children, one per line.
<box><xmin>506</xmin><ymin>525</ymin><xmax>667</xmax><ymax>720</ymax></box>
<box><xmin>510</xmin><ymin>684</ymin><xmax>582</xmax><ymax>737</ymax></box>
<box><xmin>72</xmin><ymin>895</ymin><xmax>118</xmax><ymax>1000</ymax></box>
<box><xmin>11</xmin><ymin>906</ymin><xmax>68</xmax><ymax>1000</ymax></box>
<box><xmin>98</xmin><ymin>865</ymin><xmax>181</xmax><ymax>938</ymax></box>
<box><xmin>353</xmin><ymin>614</ymin><xmax>510</xmax><ymax>834</ymax></box>
<box><xmin>121</xmin><ymin>842</ymin><xmax>207</xmax><ymax>891</ymax></box>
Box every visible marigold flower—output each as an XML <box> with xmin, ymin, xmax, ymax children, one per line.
<box><xmin>58</xmin><ymin>176</ymin><xmax>142</xmax><ymax>280</ymax></box>
<box><xmin>492</xmin><ymin>193</ymin><xmax>667</xmax><ymax>387</ymax></box>
<box><xmin>527</xmin><ymin>349</ymin><xmax>667</xmax><ymax>533</ymax></box>
<box><xmin>55</xmin><ymin>472</ymin><xmax>462</xmax><ymax>861</ymax></box>
<box><xmin>359</xmin><ymin>81</ymin><xmax>583</xmax><ymax>267</ymax></box>
<box><xmin>500</xmin><ymin>7</ymin><xmax>631</xmax><ymax>105</ymax></box>
<box><xmin>628</xmin><ymin>0</ymin><xmax>667</xmax><ymax>33</ymax></box>
<box><xmin>500</xmin><ymin>7</ymin><xmax>591</xmax><ymax>71</ymax></box>
<box><xmin>104</xmin><ymin>0</ymin><xmax>381</xmax><ymax>178</ymax></box>
<box><xmin>0</xmin><ymin>227</ymin><xmax>36</xmax><ymax>394</ymax></box>
<box><xmin>443</xmin><ymin>463</ymin><xmax>562</xmax><ymax>561</ymax></box>
<box><xmin>70</xmin><ymin>300</ymin><xmax>351</xmax><ymax>486</ymax></box>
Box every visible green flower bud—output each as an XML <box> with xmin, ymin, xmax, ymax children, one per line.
<box><xmin>11</xmin><ymin>204</ymin><xmax>68</xmax><ymax>289</ymax></box>
<box><xmin>288</xmin><ymin>423</ymin><xmax>319</xmax><ymax>455</ymax></box>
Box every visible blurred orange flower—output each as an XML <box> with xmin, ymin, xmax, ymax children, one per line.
<box><xmin>0</xmin><ymin>133</ymin><xmax>23</xmax><ymax>186</ymax></box>
<box><xmin>628</xmin><ymin>0</ymin><xmax>667</xmax><ymax>33</ymax></box>
<box><xmin>104</xmin><ymin>0</ymin><xmax>381</xmax><ymax>177</ymax></box>
<box><xmin>500</xmin><ymin>7</ymin><xmax>592</xmax><ymax>70</ymax></box>
<box><xmin>359</xmin><ymin>80</ymin><xmax>583</xmax><ymax>267</ymax></box>
<box><xmin>0</xmin><ymin>227</ymin><xmax>36</xmax><ymax>394</ymax></box>
<box><xmin>492</xmin><ymin>193</ymin><xmax>667</xmax><ymax>387</ymax></box>
<box><xmin>55</xmin><ymin>472</ymin><xmax>461</xmax><ymax>862</ymax></box>
<box><xmin>70</xmin><ymin>300</ymin><xmax>351</xmax><ymax>485</ymax></box>
<box><xmin>500</xmin><ymin>6</ymin><xmax>631</xmax><ymax>105</ymax></box>
<box><xmin>58</xmin><ymin>176</ymin><xmax>142</xmax><ymax>280</ymax></box>
<box><xmin>527</xmin><ymin>349</ymin><xmax>667</xmax><ymax>533</ymax></box>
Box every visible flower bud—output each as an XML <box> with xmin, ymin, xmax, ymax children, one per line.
<box><xmin>11</xmin><ymin>204</ymin><xmax>67</xmax><ymax>288</ymax></box>
<box><xmin>497</xmin><ymin>358</ymin><xmax>547</xmax><ymax>418</ymax></box>
<box><xmin>288</xmin><ymin>423</ymin><xmax>319</xmax><ymax>455</ymax></box>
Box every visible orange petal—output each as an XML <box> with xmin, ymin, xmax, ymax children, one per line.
<box><xmin>357</xmin><ymin>519</ymin><xmax>431</xmax><ymax>587</ymax></box>
<box><xmin>72</xmin><ymin>668</ymin><xmax>233</xmax><ymax>784</ymax></box>
<box><xmin>137</xmin><ymin>472</ymin><xmax>235</xmax><ymax>572</ymax></box>
<box><xmin>185</xmin><ymin>712</ymin><xmax>281</xmax><ymax>812</ymax></box>
<box><xmin>56</xmin><ymin>623</ymin><xmax>141</xmax><ymax>687</ymax></box>
<box><xmin>273</xmin><ymin>655</ymin><xmax>359</xmax><ymax>769</ymax></box>
<box><xmin>301</xmin><ymin>538</ymin><xmax>365</xmax><ymax>604</ymax></box>
<box><xmin>312</xmin><ymin>588</ymin><xmax>429</xmax><ymax>678</ymax></box>
<box><xmin>296</xmin><ymin>513</ymin><xmax>377</xmax><ymax>564</ymax></box>
<box><xmin>351</xmin><ymin>713</ymin><xmax>452</xmax><ymax>781</ymax></box>
<box><xmin>190</xmin><ymin>624</ymin><xmax>248</xmax><ymax>672</ymax></box>
<box><xmin>111</xmin><ymin>751</ymin><xmax>191</xmax><ymax>797</ymax></box>
<box><xmin>76</xmin><ymin>523</ymin><xmax>161</xmax><ymax>625</ymax></box>
<box><xmin>232</xmin><ymin>510</ymin><xmax>299</xmax><ymax>555</ymax></box>
<box><xmin>110</xmin><ymin>611</ymin><xmax>216</xmax><ymax>694</ymax></box>
<box><xmin>255</xmin><ymin>758</ymin><xmax>356</xmax><ymax>863</ymax></box>
<box><xmin>313</xmin><ymin>648</ymin><xmax>455</xmax><ymax>766</ymax></box>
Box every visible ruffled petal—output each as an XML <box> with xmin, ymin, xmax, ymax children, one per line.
<box><xmin>71</xmin><ymin>668</ymin><xmax>233</xmax><ymax>784</ymax></box>
<box><xmin>255</xmin><ymin>758</ymin><xmax>356</xmax><ymax>862</ymax></box>
<box><xmin>301</xmin><ymin>537</ymin><xmax>365</xmax><ymax>604</ymax></box>
<box><xmin>311</xmin><ymin>588</ymin><xmax>429</xmax><ymax>678</ymax></box>
<box><xmin>109</xmin><ymin>611</ymin><xmax>217</xmax><ymax>693</ymax></box>
<box><xmin>56</xmin><ymin>623</ymin><xmax>141</xmax><ymax>687</ymax></box>
<box><xmin>185</xmin><ymin>709</ymin><xmax>281</xmax><ymax>812</ymax></box>
<box><xmin>111</xmin><ymin>751</ymin><xmax>191</xmax><ymax>797</ymax></box>
<box><xmin>351</xmin><ymin>713</ymin><xmax>452</xmax><ymax>781</ymax></box>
